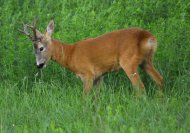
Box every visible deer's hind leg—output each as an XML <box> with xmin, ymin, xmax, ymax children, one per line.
<box><xmin>141</xmin><ymin>59</ymin><xmax>163</xmax><ymax>90</ymax></box>
<box><xmin>120</xmin><ymin>55</ymin><xmax>145</xmax><ymax>94</ymax></box>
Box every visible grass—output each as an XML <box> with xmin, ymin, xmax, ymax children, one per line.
<box><xmin>0</xmin><ymin>0</ymin><xmax>190</xmax><ymax>132</ymax></box>
<box><xmin>1</xmin><ymin>81</ymin><xmax>190</xmax><ymax>132</ymax></box>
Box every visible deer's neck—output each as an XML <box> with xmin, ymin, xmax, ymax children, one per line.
<box><xmin>50</xmin><ymin>39</ymin><xmax>75</xmax><ymax>69</ymax></box>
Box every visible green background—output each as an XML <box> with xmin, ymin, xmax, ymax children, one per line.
<box><xmin>0</xmin><ymin>0</ymin><xmax>190</xmax><ymax>132</ymax></box>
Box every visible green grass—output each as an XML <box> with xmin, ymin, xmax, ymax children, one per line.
<box><xmin>1</xmin><ymin>81</ymin><xmax>190</xmax><ymax>132</ymax></box>
<box><xmin>0</xmin><ymin>0</ymin><xmax>190</xmax><ymax>132</ymax></box>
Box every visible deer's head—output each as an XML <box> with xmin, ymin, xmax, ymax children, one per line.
<box><xmin>19</xmin><ymin>19</ymin><xmax>55</xmax><ymax>69</ymax></box>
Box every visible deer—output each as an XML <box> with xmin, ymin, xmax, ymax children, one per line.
<box><xmin>19</xmin><ymin>19</ymin><xmax>163</xmax><ymax>95</ymax></box>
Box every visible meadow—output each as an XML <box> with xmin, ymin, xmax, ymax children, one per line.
<box><xmin>0</xmin><ymin>0</ymin><xmax>190</xmax><ymax>132</ymax></box>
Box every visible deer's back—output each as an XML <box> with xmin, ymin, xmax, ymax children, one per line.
<box><xmin>70</xmin><ymin>28</ymin><xmax>154</xmax><ymax>75</ymax></box>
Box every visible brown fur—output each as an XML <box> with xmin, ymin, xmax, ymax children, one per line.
<box><xmin>47</xmin><ymin>28</ymin><xmax>163</xmax><ymax>94</ymax></box>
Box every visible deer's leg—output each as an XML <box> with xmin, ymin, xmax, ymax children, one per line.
<box><xmin>142</xmin><ymin>63</ymin><xmax>163</xmax><ymax>90</ymax></box>
<box><xmin>93</xmin><ymin>76</ymin><xmax>103</xmax><ymax>99</ymax></box>
<box><xmin>93</xmin><ymin>76</ymin><xmax>103</xmax><ymax>87</ymax></box>
<box><xmin>120</xmin><ymin>56</ymin><xmax>145</xmax><ymax>93</ymax></box>
<box><xmin>82</xmin><ymin>75</ymin><xmax>93</xmax><ymax>95</ymax></box>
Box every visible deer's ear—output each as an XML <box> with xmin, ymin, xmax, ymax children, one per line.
<box><xmin>46</xmin><ymin>20</ymin><xmax>54</xmax><ymax>37</ymax></box>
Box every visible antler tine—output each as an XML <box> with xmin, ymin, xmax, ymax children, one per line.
<box><xmin>18</xmin><ymin>22</ymin><xmax>33</xmax><ymax>39</ymax></box>
<box><xmin>18</xmin><ymin>18</ymin><xmax>38</xmax><ymax>40</ymax></box>
<box><xmin>32</xmin><ymin>17</ymin><xmax>37</xmax><ymax>28</ymax></box>
<box><xmin>20</xmin><ymin>18</ymin><xmax>37</xmax><ymax>32</ymax></box>
<box><xmin>32</xmin><ymin>17</ymin><xmax>37</xmax><ymax>39</ymax></box>
<box><xmin>25</xmin><ymin>24</ymin><xmax>34</xmax><ymax>29</ymax></box>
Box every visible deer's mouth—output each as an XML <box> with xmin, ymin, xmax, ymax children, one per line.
<box><xmin>37</xmin><ymin>63</ymin><xmax>45</xmax><ymax>69</ymax></box>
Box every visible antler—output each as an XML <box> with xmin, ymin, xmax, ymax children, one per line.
<box><xmin>18</xmin><ymin>22</ymin><xmax>33</xmax><ymax>40</ymax></box>
<box><xmin>18</xmin><ymin>18</ymin><xmax>38</xmax><ymax>41</ymax></box>
<box><xmin>31</xmin><ymin>17</ymin><xmax>37</xmax><ymax>40</ymax></box>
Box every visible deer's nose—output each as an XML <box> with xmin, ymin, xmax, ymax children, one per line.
<box><xmin>37</xmin><ymin>63</ymin><xmax>44</xmax><ymax>69</ymax></box>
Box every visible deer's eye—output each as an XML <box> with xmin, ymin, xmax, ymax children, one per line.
<box><xmin>39</xmin><ymin>47</ymin><xmax>44</xmax><ymax>52</ymax></box>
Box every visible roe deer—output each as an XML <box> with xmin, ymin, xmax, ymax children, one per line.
<box><xmin>19</xmin><ymin>19</ymin><xmax>163</xmax><ymax>95</ymax></box>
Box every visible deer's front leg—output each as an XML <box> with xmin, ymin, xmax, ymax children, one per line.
<box><xmin>82</xmin><ymin>75</ymin><xmax>93</xmax><ymax>95</ymax></box>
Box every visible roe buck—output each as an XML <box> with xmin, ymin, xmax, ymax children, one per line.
<box><xmin>19</xmin><ymin>19</ymin><xmax>163</xmax><ymax>95</ymax></box>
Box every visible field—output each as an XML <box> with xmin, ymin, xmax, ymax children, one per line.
<box><xmin>0</xmin><ymin>0</ymin><xmax>190</xmax><ymax>132</ymax></box>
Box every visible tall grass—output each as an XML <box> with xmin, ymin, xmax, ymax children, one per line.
<box><xmin>0</xmin><ymin>0</ymin><xmax>190</xmax><ymax>132</ymax></box>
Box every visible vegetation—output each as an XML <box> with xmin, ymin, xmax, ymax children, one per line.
<box><xmin>0</xmin><ymin>0</ymin><xmax>190</xmax><ymax>132</ymax></box>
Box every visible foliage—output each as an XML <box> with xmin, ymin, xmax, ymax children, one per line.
<box><xmin>0</xmin><ymin>0</ymin><xmax>190</xmax><ymax>132</ymax></box>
